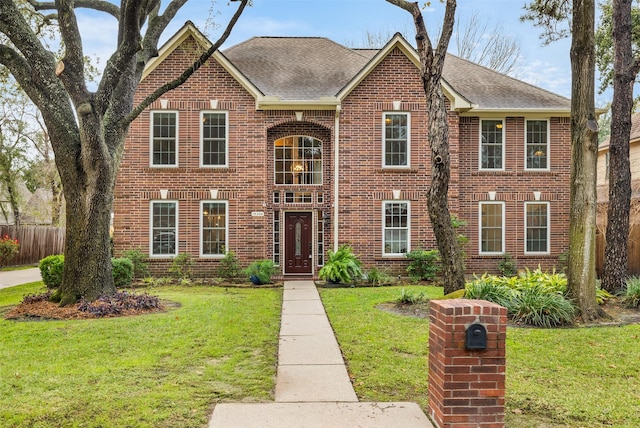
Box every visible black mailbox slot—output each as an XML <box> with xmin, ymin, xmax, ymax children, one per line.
<box><xmin>465</xmin><ymin>323</ymin><xmax>487</xmax><ymax>350</ymax></box>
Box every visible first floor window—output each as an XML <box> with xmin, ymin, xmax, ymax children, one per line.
<box><xmin>480</xmin><ymin>202</ymin><xmax>504</xmax><ymax>254</ymax></box>
<box><xmin>383</xmin><ymin>201</ymin><xmax>409</xmax><ymax>255</ymax></box>
<box><xmin>525</xmin><ymin>202</ymin><xmax>549</xmax><ymax>253</ymax></box>
<box><xmin>383</xmin><ymin>113</ymin><xmax>409</xmax><ymax>167</ymax></box>
<box><xmin>151</xmin><ymin>201</ymin><xmax>177</xmax><ymax>256</ymax></box>
<box><xmin>201</xmin><ymin>201</ymin><xmax>227</xmax><ymax>256</ymax></box>
<box><xmin>151</xmin><ymin>111</ymin><xmax>177</xmax><ymax>166</ymax></box>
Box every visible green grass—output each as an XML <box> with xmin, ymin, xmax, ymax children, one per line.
<box><xmin>319</xmin><ymin>285</ymin><xmax>441</xmax><ymax>410</ymax></box>
<box><xmin>320</xmin><ymin>285</ymin><xmax>640</xmax><ymax>428</ymax></box>
<box><xmin>0</xmin><ymin>283</ymin><xmax>282</xmax><ymax>428</ymax></box>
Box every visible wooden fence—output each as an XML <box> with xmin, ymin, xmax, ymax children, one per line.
<box><xmin>596</xmin><ymin>228</ymin><xmax>640</xmax><ymax>277</ymax></box>
<box><xmin>0</xmin><ymin>225</ymin><xmax>65</xmax><ymax>266</ymax></box>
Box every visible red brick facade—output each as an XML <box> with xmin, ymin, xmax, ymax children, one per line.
<box><xmin>428</xmin><ymin>299</ymin><xmax>507</xmax><ymax>427</ymax></box>
<box><xmin>113</xmin><ymin>30</ymin><xmax>572</xmax><ymax>278</ymax></box>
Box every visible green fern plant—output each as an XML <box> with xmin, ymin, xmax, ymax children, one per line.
<box><xmin>318</xmin><ymin>245</ymin><xmax>362</xmax><ymax>284</ymax></box>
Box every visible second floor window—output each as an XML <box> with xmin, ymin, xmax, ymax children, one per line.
<box><xmin>480</xmin><ymin>119</ymin><xmax>504</xmax><ymax>170</ymax></box>
<box><xmin>151</xmin><ymin>111</ymin><xmax>177</xmax><ymax>166</ymax></box>
<box><xmin>201</xmin><ymin>112</ymin><xmax>227</xmax><ymax>167</ymax></box>
<box><xmin>526</xmin><ymin>120</ymin><xmax>549</xmax><ymax>170</ymax></box>
<box><xmin>274</xmin><ymin>136</ymin><xmax>322</xmax><ymax>185</ymax></box>
<box><xmin>383</xmin><ymin>113</ymin><xmax>409</xmax><ymax>167</ymax></box>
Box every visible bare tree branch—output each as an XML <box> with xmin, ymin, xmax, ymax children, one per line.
<box><xmin>27</xmin><ymin>0</ymin><xmax>120</xmax><ymax>19</ymax></box>
<box><xmin>124</xmin><ymin>0</ymin><xmax>249</xmax><ymax>125</ymax></box>
<box><xmin>55</xmin><ymin>0</ymin><xmax>89</xmax><ymax>105</ymax></box>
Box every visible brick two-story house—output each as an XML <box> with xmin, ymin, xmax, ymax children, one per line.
<box><xmin>113</xmin><ymin>22</ymin><xmax>572</xmax><ymax>278</ymax></box>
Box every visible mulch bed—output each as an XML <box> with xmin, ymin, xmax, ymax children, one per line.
<box><xmin>378</xmin><ymin>298</ymin><xmax>640</xmax><ymax>327</ymax></box>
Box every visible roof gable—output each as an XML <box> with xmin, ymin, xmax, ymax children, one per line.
<box><xmin>142</xmin><ymin>22</ymin><xmax>571</xmax><ymax>114</ymax></box>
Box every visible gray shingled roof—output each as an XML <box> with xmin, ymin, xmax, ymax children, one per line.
<box><xmin>223</xmin><ymin>36</ymin><xmax>570</xmax><ymax>110</ymax></box>
<box><xmin>223</xmin><ymin>37</ymin><xmax>373</xmax><ymax>100</ymax></box>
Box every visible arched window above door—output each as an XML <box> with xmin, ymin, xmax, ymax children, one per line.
<box><xmin>274</xmin><ymin>136</ymin><xmax>322</xmax><ymax>185</ymax></box>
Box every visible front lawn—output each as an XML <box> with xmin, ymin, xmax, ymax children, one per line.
<box><xmin>320</xmin><ymin>285</ymin><xmax>640</xmax><ymax>428</ymax></box>
<box><xmin>0</xmin><ymin>282</ymin><xmax>282</xmax><ymax>428</ymax></box>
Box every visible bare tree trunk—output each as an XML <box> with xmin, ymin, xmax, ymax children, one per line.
<box><xmin>568</xmin><ymin>0</ymin><xmax>602</xmax><ymax>320</ymax></box>
<box><xmin>602</xmin><ymin>0</ymin><xmax>635</xmax><ymax>292</ymax></box>
<box><xmin>427</xmin><ymin>76</ymin><xmax>465</xmax><ymax>294</ymax></box>
<box><xmin>386</xmin><ymin>0</ymin><xmax>465</xmax><ymax>294</ymax></box>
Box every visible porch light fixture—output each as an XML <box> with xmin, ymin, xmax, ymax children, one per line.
<box><xmin>322</xmin><ymin>211</ymin><xmax>331</xmax><ymax>227</ymax></box>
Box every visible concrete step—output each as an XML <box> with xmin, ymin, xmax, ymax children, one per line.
<box><xmin>209</xmin><ymin>402</ymin><xmax>434</xmax><ymax>428</ymax></box>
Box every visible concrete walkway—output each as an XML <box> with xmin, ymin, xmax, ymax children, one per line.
<box><xmin>209</xmin><ymin>280</ymin><xmax>433</xmax><ymax>428</ymax></box>
<box><xmin>0</xmin><ymin>267</ymin><xmax>41</xmax><ymax>290</ymax></box>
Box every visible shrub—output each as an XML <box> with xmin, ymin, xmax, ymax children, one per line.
<box><xmin>169</xmin><ymin>253</ymin><xmax>193</xmax><ymax>281</ymax></box>
<box><xmin>39</xmin><ymin>254</ymin><xmax>65</xmax><ymax>288</ymax></box>
<box><xmin>318</xmin><ymin>245</ymin><xmax>362</xmax><ymax>284</ymax></box>
<box><xmin>243</xmin><ymin>259</ymin><xmax>276</xmax><ymax>285</ymax></box>
<box><xmin>0</xmin><ymin>234</ymin><xmax>19</xmax><ymax>266</ymax></box>
<box><xmin>364</xmin><ymin>267</ymin><xmax>392</xmax><ymax>286</ymax></box>
<box><xmin>497</xmin><ymin>253</ymin><xmax>517</xmax><ymax>277</ymax></box>
<box><xmin>510</xmin><ymin>284</ymin><xmax>577</xmax><ymax>327</ymax></box>
<box><xmin>217</xmin><ymin>251</ymin><xmax>240</xmax><ymax>279</ymax></box>
<box><xmin>121</xmin><ymin>248</ymin><xmax>149</xmax><ymax>279</ymax></box>
<box><xmin>405</xmin><ymin>249</ymin><xmax>440</xmax><ymax>281</ymax></box>
<box><xmin>464</xmin><ymin>275</ymin><xmax>515</xmax><ymax>308</ymax></box>
<box><xmin>396</xmin><ymin>288</ymin><xmax>428</xmax><ymax>305</ymax></box>
<box><xmin>111</xmin><ymin>257</ymin><xmax>134</xmax><ymax>287</ymax></box>
<box><xmin>78</xmin><ymin>291</ymin><xmax>162</xmax><ymax>318</ymax></box>
<box><xmin>465</xmin><ymin>270</ymin><xmax>577</xmax><ymax>327</ymax></box>
<box><xmin>623</xmin><ymin>276</ymin><xmax>640</xmax><ymax>308</ymax></box>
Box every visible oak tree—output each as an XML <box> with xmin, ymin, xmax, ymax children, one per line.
<box><xmin>0</xmin><ymin>0</ymin><xmax>249</xmax><ymax>305</ymax></box>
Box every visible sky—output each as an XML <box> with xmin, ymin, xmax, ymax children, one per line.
<box><xmin>76</xmin><ymin>0</ymin><xmax>611</xmax><ymax>105</ymax></box>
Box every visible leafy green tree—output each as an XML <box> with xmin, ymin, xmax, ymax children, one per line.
<box><xmin>523</xmin><ymin>0</ymin><xmax>602</xmax><ymax>320</ymax></box>
<box><xmin>385</xmin><ymin>0</ymin><xmax>466</xmax><ymax>294</ymax></box>
<box><xmin>0</xmin><ymin>0</ymin><xmax>249</xmax><ymax>305</ymax></box>
<box><xmin>0</xmin><ymin>86</ymin><xmax>33</xmax><ymax>226</ymax></box>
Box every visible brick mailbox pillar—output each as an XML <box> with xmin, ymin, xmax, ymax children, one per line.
<box><xmin>428</xmin><ymin>299</ymin><xmax>507</xmax><ymax>428</ymax></box>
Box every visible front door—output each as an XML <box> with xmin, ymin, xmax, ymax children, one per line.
<box><xmin>285</xmin><ymin>212</ymin><xmax>313</xmax><ymax>274</ymax></box>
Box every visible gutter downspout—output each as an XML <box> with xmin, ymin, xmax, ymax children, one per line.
<box><xmin>333</xmin><ymin>105</ymin><xmax>341</xmax><ymax>252</ymax></box>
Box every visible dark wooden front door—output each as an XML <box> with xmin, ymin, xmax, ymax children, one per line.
<box><xmin>285</xmin><ymin>212</ymin><xmax>312</xmax><ymax>274</ymax></box>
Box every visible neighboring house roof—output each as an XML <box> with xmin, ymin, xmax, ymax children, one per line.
<box><xmin>144</xmin><ymin>22</ymin><xmax>571</xmax><ymax>114</ymax></box>
<box><xmin>599</xmin><ymin>112</ymin><xmax>640</xmax><ymax>151</ymax></box>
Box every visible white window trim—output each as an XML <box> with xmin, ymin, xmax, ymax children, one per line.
<box><xmin>478</xmin><ymin>201</ymin><xmax>505</xmax><ymax>255</ymax></box>
<box><xmin>479</xmin><ymin>118</ymin><xmax>505</xmax><ymax>171</ymax></box>
<box><xmin>200</xmin><ymin>200</ymin><xmax>229</xmax><ymax>258</ymax></box>
<box><xmin>200</xmin><ymin>110</ymin><xmax>229</xmax><ymax>168</ymax></box>
<box><xmin>149</xmin><ymin>200</ymin><xmax>179</xmax><ymax>258</ymax></box>
<box><xmin>524</xmin><ymin>119</ymin><xmax>551</xmax><ymax>171</ymax></box>
<box><xmin>382</xmin><ymin>112</ymin><xmax>411</xmax><ymax>169</ymax></box>
<box><xmin>382</xmin><ymin>200</ymin><xmax>411</xmax><ymax>256</ymax></box>
<box><xmin>273</xmin><ymin>135</ymin><xmax>324</xmax><ymax>186</ymax></box>
<box><xmin>524</xmin><ymin>201</ymin><xmax>551</xmax><ymax>255</ymax></box>
<box><xmin>150</xmin><ymin>110</ymin><xmax>179</xmax><ymax>168</ymax></box>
